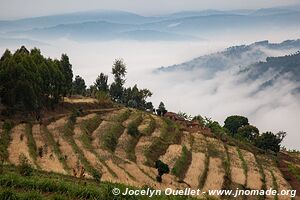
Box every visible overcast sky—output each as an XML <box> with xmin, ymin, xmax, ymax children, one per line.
<box><xmin>0</xmin><ymin>0</ymin><xmax>299</xmax><ymax>20</ymax></box>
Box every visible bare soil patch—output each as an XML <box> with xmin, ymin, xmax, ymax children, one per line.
<box><xmin>8</xmin><ymin>124</ymin><xmax>35</xmax><ymax>166</ymax></box>
<box><xmin>159</xmin><ymin>144</ymin><xmax>182</xmax><ymax>169</ymax></box>
<box><xmin>32</xmin><ymin>124</ymin><xmax>65</xmax><ymax>174</ymax></box>
<box><xmin>47</xmin><ymin>117</ymin><xmax>79</xmax><ymax>173</ymax></box>
<box><xmin>203</xmin><ymin>157</ymin><xmax>225</xmax><ymax>192</ymax></box>
<box><xmin>228</xmin><ymin>146</ymin><xmax>246</xmax><ymax>186</ymax></box>
<box><xmin>242</xmin><ymin>150</ymin><xmax>262</xmax><ymax>190</ymax></box>
<box><xmin>184</xmin><ymin>152</ymin><xmax>206</xmax><ymax>189</ymax></box>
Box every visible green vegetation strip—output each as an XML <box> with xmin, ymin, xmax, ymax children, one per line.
<box><xmin>41</xmin><ymin>125</ymin><xmax>70</xmax><ymax>173</ymax></box>
<box><xmin>198</xmin><ymin>151</ymin><xmax>210</xmax><ymax>189</ymax></box>
<box><xmin>79</xmin><ymin>115</ymin><xmax>117</xmax><ymax>178</ymax></box>
<box><xmin>144</xmin><ymin>118</ymin><xmax>182</xmax><ymax>167</ymax></box>
<box><xmin>24</xmin><ymin>123</ymin><xmax>40</xmax><ymax>169</ymax></box>
<box><xmin>254</xmin><ymin>155</ymin><xmax>267</xmax><ymax>200</ymax></box>
<box><xmin>140</xmin><ymin>115</ymin><xmax>156</xmax><ymax>136</ymax></box>
<box><xmin>0</xmin><ymin>120</ymin><xmax>14</xmax><ymax>162</ymax></box>
<box><xmin>270</xmin><ymin>170</ymin><xmax>279</xmax><ymax>200</ymax></box>
<box><xmin>62</xmin><ymin>116</ymin><xmax>102</xmax><ymax>181</ymax></box>
<box><xmin>101</xmin><ymin>110</ymin><xmax>130</xmax><ymax>152</ymax></box>
<box><xmin>125</xmin><ymin>114</ymin><xmax>143</xmax><ymax>161</ymax></box>
<box><xmin>0</xmin><ymin>169</ymin><xmax>202</xmax><ymax>200</ymax></box>
<box><xmin>287</xmin><ymin>163</ymin><xmax>300</xmax><ymax>181</ymax></box>
<box><xmin>222</xmin><ymin>144</ymin><xmax>232</xmax><ymax>190</ymax></box>
<box><xmin>237</xmin><ymin>147</ymin><xmax>248</xmax><ymax>186</ymax></box>
<box><xmin>171</xmin><ymin>145</ymin><xmax>192</xmax><ymax>181</ymax></box>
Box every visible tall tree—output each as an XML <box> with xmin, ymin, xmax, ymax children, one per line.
<box><xmin>224</xmin><ymin>115</ymin><xmax>249</xmax><ymax>135</ymax></box>
<box><xmin>109</xmin><ymin>59</ymin><xmax>126</xmax><ymax>102</ymax></box>
<box><xmin>156</xmin><ymin>102</ymin><xmax>167</xmax><ymax>116</ymax></box>
<box><xmin>72</xmin><ymin>75</ymin><xmax>86</xmax><ymax>95</ymax></box>
<box><xmin>94</xmin><ymin>73</ymin><xmax>108</xmax><ymax>92</ymax></box>
<box><xmin>60</xmin><ymin>54</ymin><xmax>73</xmax><ymax>96</ymax></box>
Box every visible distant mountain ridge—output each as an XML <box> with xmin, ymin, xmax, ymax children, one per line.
<box><xmin>158</xmin><ymin>39</ymin><xmax>300</xmax><ymax>73</ymax></box>
<box><xmin>1</xmin><ymin>6</ymin><xmax>300</xmax><ymax>41</ymax></box>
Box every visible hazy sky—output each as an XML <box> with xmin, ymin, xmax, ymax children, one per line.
<box><xmin>0</xmin><ymin>0</ymin><xmax>299</xmax><ymax>19</ymax></box>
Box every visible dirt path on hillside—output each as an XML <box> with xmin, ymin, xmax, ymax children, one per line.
<box><xmin>47</xmin><ymin>117</ymin><xmax>79</xmax><ymax>173</ymax></box>
<box><xmin>203</xmin><ymin>157</ymin><xmax>225</xmax><ymax>192</ymax></box>
<box><xmin>228</xmin><ymin>146</ymin><xmax>246</xmax><ymax>186</ymax></box>
<box><xmin>32</xmin><ymin>124</ymin><xmax>65</xmax><ymax>174</ymax></box>
<box><xmin>184</xmin><ymin>152</ymin><xmax>206</xmax><ymax>189</ymax></box>
<box><xmin>8</xmin><ymin>124</ymin><xmax>35</xmax><ymax>166</ymax></box>
<box><xmin>241</xmin><ymin>150</ymin><xmax>262</xmax><ymax>190</ymax></box>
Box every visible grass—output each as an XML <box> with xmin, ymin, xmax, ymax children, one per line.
<box><xmin>61</xmin><ymin>116</ymin><xmax>102</xmax><ymax>181</ymax></box>
<box><xmin>171</xmin><ymin>145</ymin><xmax>192</xmax><ymax>181</ymax></box>
<box><xmin>101</xmin><ymin>109</ymin><xmax>130</xmax><ymax>152</ymax></box>
<box><xmin>0</xmin><ymin>120</ymin><xmax>14</xmax><ymax>162</ymax></box>
<box><xmin>198</xmin><ymin>151</ymin><xmax>210</xmax><ymax>189</ymax></box>
<box><xmin>237</xmin><ymin>147</ymin><xmax>248</xmax><ymax>186</ymax></box>
<box><xmin>287</xmin><ymin>163</ymin><xmax>300</xmax><ymax>181</ymax></box>
<box><xmin>144</xmin><ymin>118</ymin><xmax>182</xmax><ymax>167</ymax></box>
<box><xmin>254</xmin><ymin>154</ymin><xmax>267</xmax><ymax>200</ymax></box>
<box><xmin>288</xmin><ymin>164</ymin><xmax>300</xmax><ymax>181</ymax></box>
<box><xmin>270</xmin><ymin>170</ymin><xmax>279</xmax><ymax>200</ymax></box>
<box><xmin>101</xmin><ymin>123</ymin><xmax>125</xmax><ymax>152</ymax></box>
<box><xmin>0</xmin><ymin>165</ymin><xmax>205</xmax><ymax>200</ymax></box>
<box><xmin>24</xmin><ymin>123</ymin><xmax>40</xmax><ymax>169</ymax></box>
<box><xmin>78</xmin><ymin>115</ymin><xmax>117</xmax><ymax>178</ymax></box>
<box><xmin>80</xmin><ymin>114</ymin><xmax>102</xmax><ymax>135</ymax></box>
<box><xmin>222</xmin><ymin>144</ymin><xmax>232</xmax><ymax>190</ymax></box>
<box><xmin>140</xmin><ymin>115</ymin><xmax>156</xmax><ymax>136</ymax></box>
<box><xmin>125</xmin><ymin>114</ymin><xmax>143</xmax><ymax>161</ymax></box>
<box><xmin>41</xmin><ymin>125</ymin><xmax>70</xmax><ymax>173</ymax></box>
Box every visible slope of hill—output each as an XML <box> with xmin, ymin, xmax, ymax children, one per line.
<box><xmin>157</xmin><ymin>40</ymin><xmax>300</xmax><ymax>74</ymax></box>
<box><xmin>0</xmin><ymin>97</ymin><xmax>299</xmax><ymax>199</ymax></box>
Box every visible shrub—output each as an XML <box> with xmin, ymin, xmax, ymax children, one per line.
<box><xmin>254</xmin><ymin>131</ymin><xmax>286</xmax><ymax>153</ymax></box>
<box><xmin>95</xmin><ymin>91</ymin><xmax>113</xmax><ymax>108</ymax></box>
<box><xmin>155</xmin><ymin>160</ymin><xmax>169</xmax><ymax>182</ymax></box>
<box><xmin>127</xmin><ymin>115</ymin><xmax>143</xmax><ymax>137</ymax></box>
<box><xmin>237</xmin><ymin>125</ymin><xmax>259</xmax><ymax>143</ymax></box>
<box><xmin>18</xmin><ymin>154</ymin><xmax>33</xmax><ymax>176</ymax></box>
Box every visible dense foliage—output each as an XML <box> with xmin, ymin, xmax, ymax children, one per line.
<box><xmin>0</xmin><ymin>46</ymin><xmax>73</xmax><ymax>113</ymax></box>
<box><xmin>224</xmin><ymin>115</ymin><xmax>249</xmax><ymax>135</ymax></box>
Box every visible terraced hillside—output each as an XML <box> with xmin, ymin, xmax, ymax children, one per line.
<box><xmin>0</xmin><ymin>98</ymin><xmax>299</xmax><ymax>199</ymax></box>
